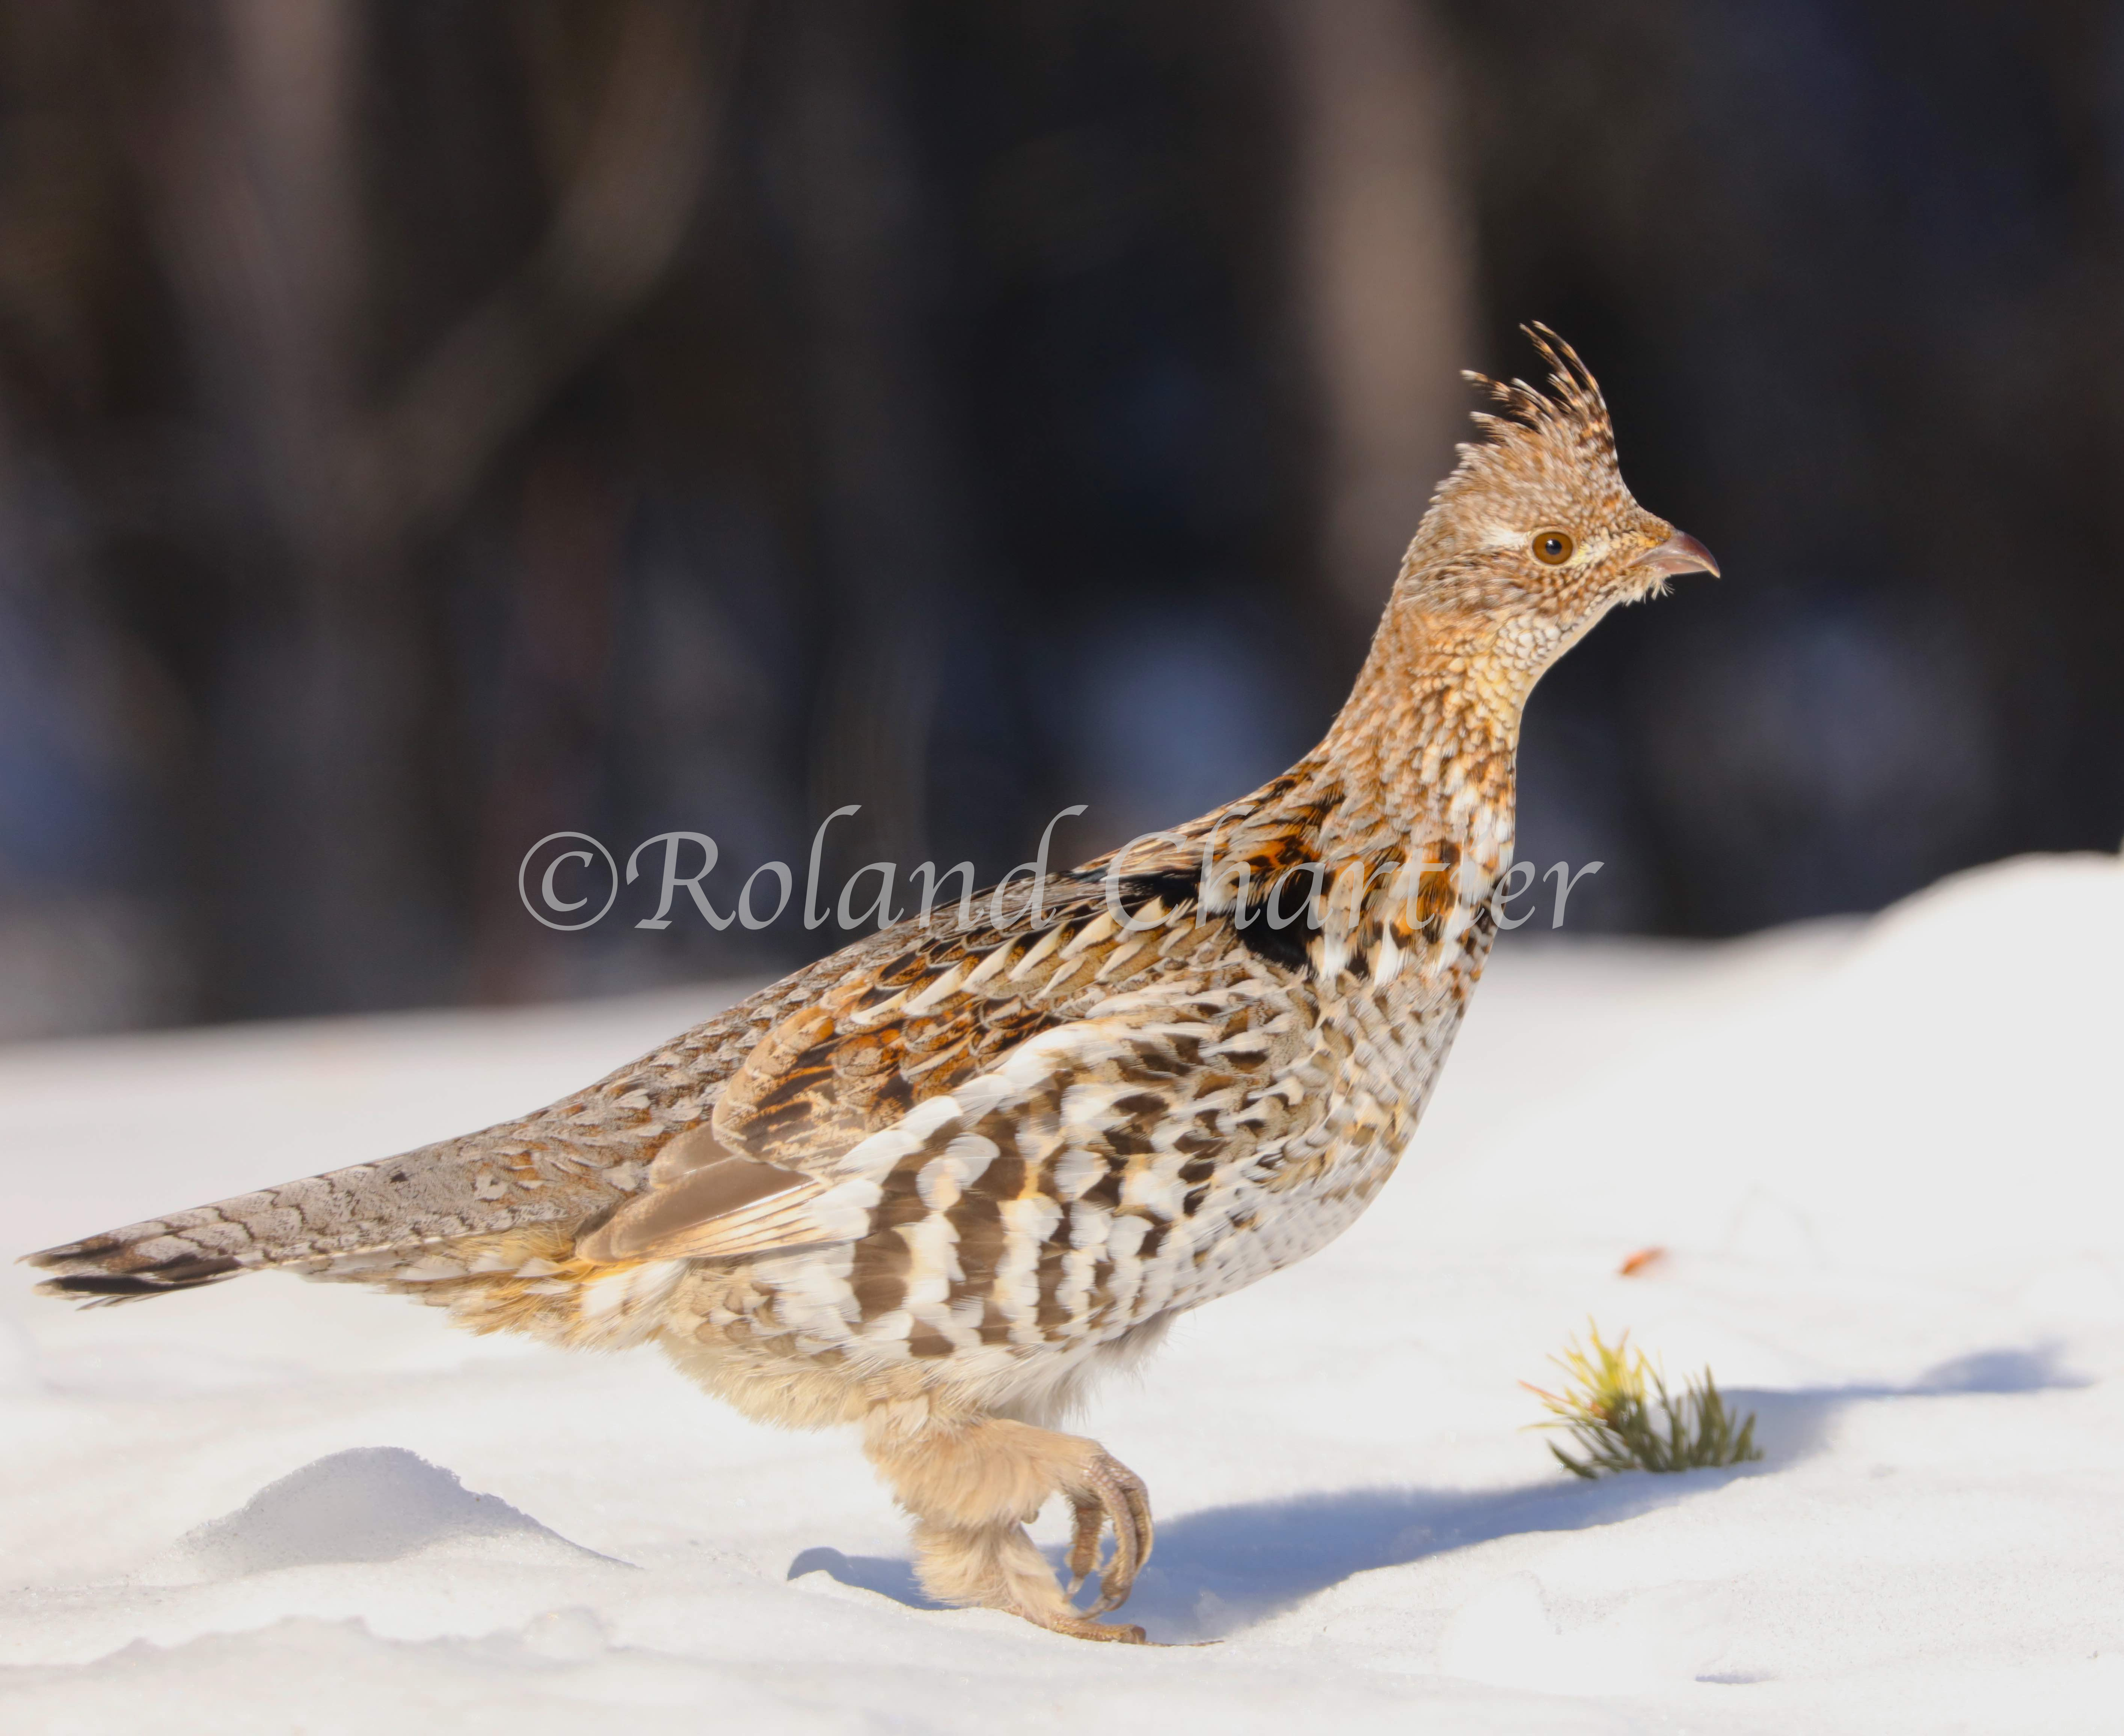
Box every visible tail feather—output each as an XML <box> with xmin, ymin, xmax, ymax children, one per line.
<box><xmin>29</xmin><ymin>1250</ymin><xmax>247</xmax><ymax>1304</ymax></box>
<box><xmin>24</xmin><ymin>1219</ymin><xmax>261</xmax><ymax>1305</ymax></box>
<box><xmin>20</xmin><ymin>1123</ymin><xmax>643</xmax><ymax>1308</ymax></box>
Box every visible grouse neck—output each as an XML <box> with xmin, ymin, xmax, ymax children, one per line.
<box><xmin>1306</xmin><ymin>603</ymin><xmax>1521</xmax><ymax>866</ymax></box>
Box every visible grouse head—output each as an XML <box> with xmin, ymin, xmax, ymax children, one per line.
<box><xmin>1397</xmin><ymin>325</ymin><xmax>1716</xmax><ymax>701</ymax></box>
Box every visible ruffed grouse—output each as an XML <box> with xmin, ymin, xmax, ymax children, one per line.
<box><xmin>27</xmin><ymin>330</ymin><xmax>1715</xmax><ymax>1643</ymax></box>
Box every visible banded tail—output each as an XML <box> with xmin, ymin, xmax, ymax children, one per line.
<box><xmin>21</xmin><ymin>1120</ymin><xmax>635</xmax><ymax>1306</ymax></box>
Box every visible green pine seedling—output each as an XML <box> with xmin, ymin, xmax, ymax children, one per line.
<box><xmin>1524</xmin><ymin>1323</ymin><xmax>1762</xmax><ymax>1478</ymax></box>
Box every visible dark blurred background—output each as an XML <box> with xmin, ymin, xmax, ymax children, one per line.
<box><xmin>0</xmin><ymin>0</ymin><xmax>2118</xmax><ymax>1038</ymax></box>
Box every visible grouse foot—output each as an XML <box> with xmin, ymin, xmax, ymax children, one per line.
<box><xmin>865</xmin><ymin>1411</ymin><xmax>1157</xmax><ymax>1641</ymax></box>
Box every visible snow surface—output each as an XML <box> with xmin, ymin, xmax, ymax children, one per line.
<box><xmin>4</xmin><ymin>851</ymin><xmax>2122</xmax><ymax>1733</ymax></box>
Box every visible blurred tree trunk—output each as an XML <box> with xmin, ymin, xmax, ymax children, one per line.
<box><xmin>131</xmin><ymin>0</ymin><xmax>727</xmax><ymax>1016</ymax></box>
<box><xmin>137</xmin><ymin>0</ymin><xmax>428</xmax><ymax>1017</ymax></box>
<box><xmin>1276</xmin><ymin>0</ymin><xmax>1471</xmax><ymax>633</ymax></box>
<box><xmin>764</xmin><ymin>3</ymin><xmax>968</xmax><ymax>882</ymax></box>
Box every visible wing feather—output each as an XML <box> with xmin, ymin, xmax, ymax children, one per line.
<box><xmin>564</xmin><ymin>877</ymin><xmax>1246</xmax><ymax>1266</ymax></box>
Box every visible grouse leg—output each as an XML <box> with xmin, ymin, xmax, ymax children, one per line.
<box><xmin>862</xmin><ymin>1409</ymin><xmax>1155</xmax><ymax>1642</ymax></box>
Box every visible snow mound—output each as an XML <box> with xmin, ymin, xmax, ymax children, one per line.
<box><xmin>182</xmin><ymin>1448</ymin><xmax>603</xmax><ymax>1577</ymax></box>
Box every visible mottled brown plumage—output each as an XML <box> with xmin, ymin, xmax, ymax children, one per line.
<box><xmin>26</xmin><ymin>329</ymin><xmax>1715</xmax><ymax>1643</ymax></box>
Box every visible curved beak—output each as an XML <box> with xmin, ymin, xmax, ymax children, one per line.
<box><xmin>1635</xmin><ymin>529</ymin><xmax>1720</xmax><ymax>579</ymax></box>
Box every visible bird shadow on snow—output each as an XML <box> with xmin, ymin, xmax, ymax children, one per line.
<box><xmin>789</xmin><ymin>1342</ymin><xmax>2086</xmax><ymax>1642</ymax></box>
<box><xmin>788</xmin><ymin>1475</ymin><xmax>1720</xmax><ymax>1642</ymax></box>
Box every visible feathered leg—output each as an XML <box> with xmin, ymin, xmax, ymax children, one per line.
<box><xmin>861</xmin><ymin>1406</ymin><xmax>1154</xmax><ymax>1643</ymax></box>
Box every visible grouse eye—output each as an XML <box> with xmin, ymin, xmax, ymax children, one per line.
<box><xmin>1531</xmin><ymin>530</ymin><xmax>1575</xmax><ymax>566</ymax></box>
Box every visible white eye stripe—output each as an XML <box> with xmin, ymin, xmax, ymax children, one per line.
<box><xmin>1473</xmin><ymin>522</ymin><xmax>1614</xmax><ymax>564</ymax></box>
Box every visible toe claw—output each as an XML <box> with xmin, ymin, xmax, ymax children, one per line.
<box><xmin>1064</xmin><ymin>1494</ymin><xmax>1106</xmax><ymax>1598</ymax></box>
<box><xmin>1077</xmin><ymin>1451</ymin><xmax>1153</xmax><ymax>1616</ymax></box>
<box><xmin>1037</xmin><ymin>1614</ymin><xmax>1148</xmax><ymax>1644</ymax></box>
